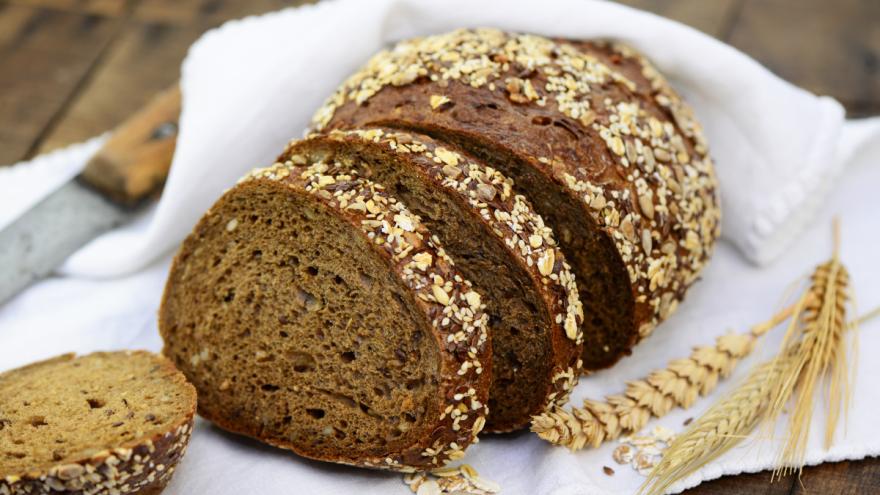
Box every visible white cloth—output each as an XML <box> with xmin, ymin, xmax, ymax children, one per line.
<box><xmin>2</xmin><ymin>0</ymin><xmax>880</xmax><ymax>493</ymax></box>
<box><xmin>8</xmin><ymin>0</ymin><xmax>875</xmax><ymax>275</ymax></box>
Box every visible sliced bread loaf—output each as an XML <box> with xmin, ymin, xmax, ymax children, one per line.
<box><xmin>0</xmin><ymin>351</ymin><xmax>196</xmax><ymax>495</ymax></box>
<box><xmin>313</xmin><ymin>29</ymin><xmax>722</xmax><ymax>370</ymax></box>
<box><xmin>282</xmin><ymin>128</ymin><xmax>583</xmax><ymax>432</ymax></box>
<box><xmin>159</xmin><ymin>162</ymin><xmax>491</xmax><ymax>470</ymax></box>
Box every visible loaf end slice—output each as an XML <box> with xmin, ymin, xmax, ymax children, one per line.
<box><xmin>0</xmin><ymin>351</ymin><xmax>196</xmax><ymax>495</ymax></box>
<box><xmin>159</xmin><ymin>163</ymin><xmax>491</xmax><ymax>470</ymax></box>
<box><xmin>283</xmin><ymin>128</ymin><xmax>584</xmax><ymax>432</ymax></box>
<box><xmin>314</xmin><ymin>29</ymin><xmax>721</xmax><ymax>370</ymax></box>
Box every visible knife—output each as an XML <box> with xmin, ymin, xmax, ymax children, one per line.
<box><xmin>0</xmin><ymin>85</ymin><xmax>182</xmax><ymax>305</ymax></box>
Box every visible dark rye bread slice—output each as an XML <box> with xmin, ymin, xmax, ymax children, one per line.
<box><xmin>159</xmin><ymin>162</ymin><xmax>491</xmax><ymax>470</ymax></box>
<box><xmin>281</xmin><ymin>128</ymin><xmax>584</xmax><ymax>432</ymax></box>
<box><xmin>0</xmin><ymin>351</ymin><xmax>195</xmax><ymax>495</ymax></box>
<box><xmin>313</xmin><ymin>29</ymin><xmax>722</xmax><ymax>370</ymax></box>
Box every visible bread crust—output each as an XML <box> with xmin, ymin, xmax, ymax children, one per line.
<box><xmin>282</xmin><ymin>128</ymin><xmax>584</xmax><ymax>432</ymax></box>
<box><xmin>0</xmin><ymin>352</ymin><xmax>196</xmax><ymax>495</ymax></box>
<box><xmin>161</xmin><ymin>164</ymin><xmax>492</xmax><ymax>470</ymax></box>
<box><xmin>313</xmin><ymin>29</ymin><xmax>721</xmax><ymax>369</ymax></box>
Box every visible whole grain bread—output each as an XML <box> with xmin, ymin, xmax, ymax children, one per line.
<box><xmin>159</xmin><ymin>162</ymin><xmax>491</xmax><ymax>470</ymax></box>
<box><xmin>313</xmin><ymin>29</ymin><xmax>722</xmax><ymax>370</ymax></box>
<box><xmin>281</xmin><ymin>128</ymin><xmax>583</xmax><ymax>432</ymax></box>
<box><xmin>0</xmin><ymin>351</ymin><xmax>195</xmax><ymax>495</ymax></box>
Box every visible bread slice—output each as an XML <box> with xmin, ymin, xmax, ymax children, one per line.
<box><xmin>0</xmin><ymin>351</ymin><xmax>196</xmax><ymax>495</ymax></box>
<box><xmin>159</xmin><ymin>162</ymin><xmax>491</xmax><ymax>470</ymax></box>
<box><xmin>281</xmin><ymin>128</ymin><xmax>583</xmax><ymax>432</ymax></box>
<box><xmin>313</xmin><ymin>29</ymin><xmax>721</xmax><ymax>370</ymax></box>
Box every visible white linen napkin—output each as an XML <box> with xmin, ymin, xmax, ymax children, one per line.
<box><xmin>2</xmin><ymin>140</ymin><xmax>879</xmax><ymax>495</ymax></box>
<box><xmin>24</xmin><ymin>0</ymin><xmax>875</xmax><ymax>276</ymax></box>
<box><xmin>2</xmin><ymin>1</ymin><xmax>880</xmax><ymax>493</ymax></box>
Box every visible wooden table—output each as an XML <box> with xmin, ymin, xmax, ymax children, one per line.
<box><xmin>1</xmin><ymin>0</ymin><xmax>877</xmax><ymax>492</ymax></box>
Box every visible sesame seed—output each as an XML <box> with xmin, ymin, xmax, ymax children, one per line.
<box><xmin>642</xmin><ymin>229</ymin><xmax>653</xmax><ymax>253</ymax></box>
<box><xmin>528</xmin><ymin>234</ymin><xmax>543</xmax><ymax>248</ymax></box>
<box><xmin>564</xmin><ymin>314</ymin><xmax>578</xmax><ymax>340</ymax></box>
<box><xmin>653</xmin><ymin>147</ymin><xmax>672</xmax><ymax>162</ymax></box>
<box><xmin>638</xmin><ymin>192</ymin><xmax>655</xmax><ymax>219</ymax></box>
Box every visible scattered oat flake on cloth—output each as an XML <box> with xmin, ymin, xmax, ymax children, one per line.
<box><xmin>404</xmin><ymin>464</ymin><xmax>501</xmax><ymax>495</ymax></box>
<box><xmin>613</xmin><ymin>426</ymin><xmax>677</xmax><ymax>476</ymax></box>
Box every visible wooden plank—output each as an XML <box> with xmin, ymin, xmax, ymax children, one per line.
<box><xmin>728</xmin><ymin>0</ymin><xmax>880</xmax><ymax>116</ymax></box>
<box><xmin>0</xmin><ymin>3</ymin><xmax>119</xmax><ymax>165</ymax></box>
<box><xmin>792</xmin><ymin>457</ymin><xmax>880</xmax><ymax>494</ymax></box>
<box><xmin>683</xmin><ymin>471</ymin><xmax>793</xmax><ymax>495</ymax></box>
<box><xmin>37</xmin><ymin>0</ymin><xmax>317</xmax><ymax>153</ymax></box>
<box><xmin>133</xmin><ymin>0</ymin><xmax>311</xmax><ymax>25</ymax></box>
<box><xmin>614</xmin><ymin>0</ymin><xmax>741</xmax><ymax>38</ymax></box>
<box><xmin>37</xmin><ymin>20</ymin><xmax>204</xmax><ymax>153</ymax></box>
<box><xmin>4</xmin><ymin>0</ymin><xmax>132</xmax><ymax>17</ymax></box>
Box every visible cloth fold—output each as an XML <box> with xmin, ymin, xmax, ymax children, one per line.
<box><xmin>2</xmin><ymin>1</ymin><xmax>880</xmax><ymax>494</ymax></box>
<box><xmin>27</xmin><ymin>0</ymin><xmax>873</xmax><ymax>276</ymax></box>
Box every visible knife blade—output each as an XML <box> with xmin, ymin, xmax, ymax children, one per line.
<box><xmin>0</xmin><ymin>85</ymin><xmax>182</xmax><ymax>305</ymax></box>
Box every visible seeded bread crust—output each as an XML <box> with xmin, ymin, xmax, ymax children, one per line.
<box><xmin>313</xmin><ymin>29</ymin><xmax>721</xmax><ymax>370</ymax></box>
<box><xmin>163</xmin><ymin>163</ymin><xmax>491</xmax><ymax>470</ymax></box>
<box><xmin>0</xmin><ymin>352</ymin><xmax>195</xmax><ymax>495</ymax></box>
<box><xmin>281</xmin><ymin>128</ymin><xmax>584</xmax><ymax>431</ymax></box>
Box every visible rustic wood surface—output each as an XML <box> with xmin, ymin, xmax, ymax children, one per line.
<box><xmin>0</xmin><ymin>0</ymin><xmax>877</xmax><ymax>492</ymax></box>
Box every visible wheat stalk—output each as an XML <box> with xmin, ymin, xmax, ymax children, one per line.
<box><xmin>640</xmin><ymin>305</ymin><xmax>874</xmax><ymax>495</ymax></box>
<box><xmin>766</xmin><ymin>222</ymin><xmax>852</xmax><ymax>477</ymax></box>
<box><xmin>530</xmin><ymin>301</ymin><xmax>800</xmax><ymax>450</ymax></box>
<box><xmin>641</xmin><ymin>222</ymin><xmax>863</xmax><ymax>495</ymax></box>
<box><xmin>640</xmin><ymin>351</ymin><xmax>799</xmax><ymax>494</ymax></box>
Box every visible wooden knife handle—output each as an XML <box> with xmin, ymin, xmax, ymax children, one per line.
<box><xmin>79</xmin><ymin>84</ymin><xmax>182</xmax><ymax>207</ymax></box>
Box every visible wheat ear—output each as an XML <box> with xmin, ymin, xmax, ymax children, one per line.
<box><xmin>640</xmin><ymin>305</ymin><xmax>875</xmax><ymax>495</ymax></box>
<box><xmin>530</xmin><ymin>301</ymin><xmax>800</xmax><ymax>450</ymax></box>
<box><xmin>767</xmin><ymin>222</ymin><xmax>852</xmax><ymax>477</ymax></box>
<box><xmin>640</xmin><ymin>350</ymin><xmax>799</xmax><ymax>495</ymax></box>
<box><xmin>642</xmin><ymin>222</ymin><xmax>863</xmax><ymax>494</ymax></box>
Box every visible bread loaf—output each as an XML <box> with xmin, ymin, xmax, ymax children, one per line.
<box><xmin>313</xmin><ymin>29</ymin><xmax>722</xmax><ymax>370</ymax></box>
<box><xmin>0</xmin><ymin>351</ymin><xmax>195</xmax><ymax>495</ymax></box>
<box><xmin>281</xmin><ymin>128</ymin><xmax>583</xmax><ymax>432</ymax></box>
<box><xmin>159</xmin><ymin>162</ymin><xmax>491</xmax><ymax>470</ymax></box>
